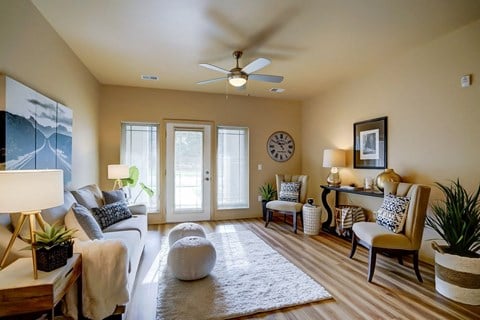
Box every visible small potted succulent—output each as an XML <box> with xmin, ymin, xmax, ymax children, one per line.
<box><xmin>259</xmin><ymin>183</ymin><xmax>276</xmax><ymax>221</ymax></box>
<box><xmin>29</xmin><ymin>222</ymin><xmax>77</xmax><ymax>272</ymax></box>
<box><xmin>425</xmin><ymin>179</ymin><xmax>480</xmax><ymax>305</ymax></box>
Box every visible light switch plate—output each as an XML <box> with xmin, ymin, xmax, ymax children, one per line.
<box><xmin>461</xmin><ymin>74</ymin><xmax>471</xmax><ymax>88</ymax></box>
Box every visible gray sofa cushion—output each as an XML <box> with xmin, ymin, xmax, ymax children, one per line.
<box><xmin>71</xmin><ymin>184</ymin><xmax>104</xmax><ymax>209</ymax></box>
<box><xmin>102</xmin><ymin>189</ymin><xmax>126</xmax><ymax>204</ymax></box>
<box><xmin>65</xmin><ymin>204</ymin><xmax>104</xmax><ymax>241</ymax></box>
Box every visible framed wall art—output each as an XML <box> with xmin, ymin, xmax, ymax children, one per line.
<box><xmin>353</xmin><ymin>116</ymin><xmax>387</xmax><ymax>169</ymax></box>
<box><xmin>0</xmin><ymin>75</ymin><xmax>73</xmax><ymax>187</ymax></box>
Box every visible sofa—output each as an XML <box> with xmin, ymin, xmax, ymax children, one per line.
<box><xmin>0</xmin><ymin>184</ymin><xmax>147</xmax><ymax>319</ymax></box>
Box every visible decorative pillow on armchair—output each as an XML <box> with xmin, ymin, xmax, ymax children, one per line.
<box><xmin>376</xmin><ymin>194</ymin><xmax>410</xmax><ymax>233</ymax></box>
<box><xmin>278</xmin><ymin>181</ymin><xmax>302</xmax><ymax>202</ymax></box>
<box><xmin>91</xmin><ymin>201</ymin><xmax>132</xmax><ymax>229</ymax></box>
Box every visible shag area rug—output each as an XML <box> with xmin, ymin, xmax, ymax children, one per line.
<box><xmin>156</xmin><ymin>230</ymin><xmax>332</xmax><ymax>319</ymax></box>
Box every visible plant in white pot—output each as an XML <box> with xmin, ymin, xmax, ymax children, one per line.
<box><xmin>425</xmin><ymin>179</ymin><xmax>480</xmax><ymax>305</ymax></box>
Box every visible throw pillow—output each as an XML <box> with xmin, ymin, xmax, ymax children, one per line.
<box><xmin>102</xmin><ymin>189</ymin><xmax>126</xmax><ymax>205</ymax></box>
<box><xmin>278</xmin><ymin>181</ymin><xmax>302</xmax><ymax>202</ymax></box>
<box><xmin>65</xmin><ymin>204</ymin><xmax>104</xmax><ymax>241</ymax></box>
<box><xmin>91</xmin><ymin>201</ymin><xmax>132</xmax><ymax>229</ymax></box>
<box><xmin>376</xmin><ymin>194</ymin><xmax>411</xmax><ymax>233</ymax></box>
<box><xmin>71</xmin><ymin>186</ymin><xmax>103</xmax><ymax>210</ymax></box>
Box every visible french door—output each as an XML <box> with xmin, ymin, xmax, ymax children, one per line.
<box><xmin>165</xmin><ymin>122</ymin><xmax>211</xmax><ymax>222</ymax></box>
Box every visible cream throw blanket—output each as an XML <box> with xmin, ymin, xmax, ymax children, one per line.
<box><xmin>65</xmin><ymin>239</ymin><xmax>130</xmax><ymax>320</ymax></box>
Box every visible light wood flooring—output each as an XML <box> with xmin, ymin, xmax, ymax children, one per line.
<box><xmin>126</xmin><ymin>219</ymin><xmax>480</xmax><ymax>319</ymax></box>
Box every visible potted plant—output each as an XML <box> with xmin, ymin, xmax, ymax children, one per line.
<box><xmin>29</xmin><ymin>222</ymin><xmax>77</xmax><ymax>272</ymax></box>
<box><xmin>425</xmin><ymin>179</ymin><xmax>480</xmax><ymax>305</ymax></box>
<box><xmin>121</xmin><ymin>165</ymin><xmax>154</xmax><ymax>203</ymax></box>
<box><xmin>259</xmin><ymin>183</ymin><xmax>276</xmax><ymax>221</ymax></box>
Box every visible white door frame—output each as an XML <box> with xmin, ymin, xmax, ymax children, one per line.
<box><xmin>165</xmin><ymin>122</ymin><xmax>211</xmax><ymax>222</ymax></box>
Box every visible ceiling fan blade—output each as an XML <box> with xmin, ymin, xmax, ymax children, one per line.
<box><xmin>199</xmin><ymin>63</ymin><xmax>230</xmax><ymax>74</ymax></box>
<box><xmin>197</xmin><ymin>77</ymin><xmax>227</xmax><ymax>85</ymax></box>
<box><xmin>249</xmin><ymin>74</ymin><xmax>284</xmax><ymax>83</ymax></box>
<box><xmin>242</xmin><ymin>58</ymin><xmax>271</xmax><ymax>74</ymax></box>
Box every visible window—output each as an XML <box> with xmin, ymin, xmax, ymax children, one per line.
<box><xmin>217</xmin><ymin>127</ymin><xmax>249</xmax><ymax>209</ymax></box>
<box><xmin>121</xmin><ymin>123</ymin><xmax>158</xmax><ymax>211</ymax></box>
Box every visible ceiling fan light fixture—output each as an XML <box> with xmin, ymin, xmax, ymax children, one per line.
<box><xmin>228</xmin><ymin>74</ymin><xmax>247</xmax><ymax>87</ymax></box>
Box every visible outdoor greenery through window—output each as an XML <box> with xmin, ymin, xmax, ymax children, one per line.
<box><xmin>121</xmin><ymin>123</ymin><xmax>158</xmax><ymax>211</ymax></box>
<box><xmin>217</xmin><ymin>126</ymin><xmax>249</xmax><ymax>209</ymax></box>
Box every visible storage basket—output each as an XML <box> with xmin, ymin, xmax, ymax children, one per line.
<box><xmin>36</xmin><ymin>244</ymin><xmax>68</xmax><ymax>272</ymax></box>
<box><xmin>334</xmin><ymin>205</ymin><xmax>365</xmax><ymax>237</ymax></box>
<box><xmin>303</xmin><ymin>204</ymin><xmax>322</xmax><ymax>235</ymax></box>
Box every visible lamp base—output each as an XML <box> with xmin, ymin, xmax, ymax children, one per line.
<box><xmin>327</xmin><ymin>172</ymin><xmax>341</xmax><ymax>187</ymax></box>
<box><xmin>0</xmin><ymin>210</ymin><xmax>44</xmax><ymax>279</ymax></box>
<box><xmin>112</xmin><ymin>179</ymin><xmax>123</xmax><ymax>190</ymax></box>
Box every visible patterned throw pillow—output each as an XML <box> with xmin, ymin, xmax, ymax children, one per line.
<box><xmin>91</xmin><ymin>201</ymin><xmax>132</xmax><ymax>229</ymax></box>
<box><xmin>376</xmin><ymin>194</ymin><xmax>410</xmax><ymax>233</ymax></box>
<box><xmin>278</xmin><ymin>182</ymin><xmax>302</xmax><ymax>202</ymax></box>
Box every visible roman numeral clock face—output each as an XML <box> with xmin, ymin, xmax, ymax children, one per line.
<box><xmin>267</xmin><ymin>131</ymin><xmax>295</xmax><ymax>162</ymax></box>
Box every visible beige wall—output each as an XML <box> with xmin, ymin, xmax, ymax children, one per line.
<box><xmin>99</xmin><ymin>86</ymin><xmax>302</xmax><ymax>222</ymax></box>
<box><xmin>0</xmin><ymin>0</ymin><xmax>100</xmax><ymax>188</ymax></box>
<box><xmin>303</xmin><ymin>18</ymin><xmax>480</xmax><ymax>202</ymax></box>
<box><xmin>302</xmin><ymin>20</ymin><xmax>480</xmax><ymax>262</ymax></box>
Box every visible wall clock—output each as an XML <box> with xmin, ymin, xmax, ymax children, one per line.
<box><xmin>267</xmin><ymin>131</ymin><xmax>295</xmax><ymax>162</ymax></box>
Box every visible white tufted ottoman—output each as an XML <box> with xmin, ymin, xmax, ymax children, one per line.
<box><xmin>167</xmin><ymin>236</ymin><xmax>216</xmax><ymax>280</ymax></box>
<box><xmin>168</xmin><ymin>222</ymin><xmax>206</xmax><ymax>247</ymax></box>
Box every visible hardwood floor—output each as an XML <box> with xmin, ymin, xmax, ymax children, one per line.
<box><xmin>127</xmin><ymin>219</ymin><xmax>480</xmax><ymax>319</ymax></box>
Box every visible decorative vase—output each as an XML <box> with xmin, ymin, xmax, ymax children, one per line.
<box><xmin>433</xmin><ymin>244</ymin><xmax>480</xmax><ymax>305</ymax></box>
<box><xmin>375</xmin><ymin>168</ymin><xmax>401</xmax><ymax>191</ymax></box>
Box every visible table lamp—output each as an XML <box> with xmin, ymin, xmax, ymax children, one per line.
<box><xmin>0</xmin><ymin>169</ymin><xmax>64</xmax><ymax>279</ymax></box>
<box><xmin>108</xmin><ymin>164</ymin><xmax>129</xmax><ymax>190</ymax></box>
<box><xmin>322</xmin><ymin>149</ymin><xmax>346</xmax><ymax>186</ymax></box>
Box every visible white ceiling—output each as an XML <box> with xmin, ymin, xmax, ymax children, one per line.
<box><xmin>32</xmin><ymin>0</ymin><xmax>480</xmax><ymax>101</ymax></box>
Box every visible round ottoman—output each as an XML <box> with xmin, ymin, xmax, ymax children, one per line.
<box><xmin>167</xmin><ymin>236</ymin><xmax>216</xmax><ymax>281</ymax></box>
<box><xmin>168</xmin><ymin>222</ymin><xmax>206</xmax><ymax>247</ymax></box>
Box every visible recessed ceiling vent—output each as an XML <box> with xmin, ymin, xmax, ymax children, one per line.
<box><xmin>269</xmin><ymin>88</ymin><xmax>285</xmax><ymax>93</ymax></box>
<box><xmin>141</xmin><ymin>75</ymin><xmax>159</xmax><ymax>81</ymax></box>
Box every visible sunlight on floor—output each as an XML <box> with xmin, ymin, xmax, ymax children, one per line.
<box><xmin>142</xmin><ymin>240</ymin><xmax>170</xmax><ymax>284</ymax></box>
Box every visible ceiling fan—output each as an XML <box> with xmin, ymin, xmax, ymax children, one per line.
<box><xmin>197</xmin><ymin>51</ymin><xmax>284</xmax><ymax>88</ymax></box>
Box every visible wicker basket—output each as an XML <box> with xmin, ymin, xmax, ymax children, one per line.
<box><xmin>36</xmin><ymin>244</ymin><xmax>68</xmax><ymax>272</ymax></box>
<box><xmin>303</xmin><ymin>204</ymin><xmax>322</xmax><ymax>235</ymax></box>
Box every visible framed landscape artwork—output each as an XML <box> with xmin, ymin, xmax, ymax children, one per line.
<box><xmin>0</xmin><ymin>75</ymin><xmax>73</xmax><ymax>187</ymax></box>
<box><xmin>353</xmin><ymin>116</ymin><xmax>387</xmax><ymax>169</ymax></box>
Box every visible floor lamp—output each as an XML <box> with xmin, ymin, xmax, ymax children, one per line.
<box><xmin>0</xmin><ymin>170</ymin><xmax>64</xmax><ymax>279</ymax></box>
<box><xmin>108</xmin><ymin>164</ymin><xmax>130</xmax><ymax>190</ymax></box>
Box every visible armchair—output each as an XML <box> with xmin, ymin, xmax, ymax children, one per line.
<box><xmin>265</xmin><ymin>174</ymin><xmax>308</xmax><ymax>233</ymax></box>
<box><xmin>349</xmin><ymin>181</ymin><xmax>431</xmax><ymax>282</ymax></box>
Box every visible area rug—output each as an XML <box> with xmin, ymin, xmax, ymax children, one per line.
<box><xmin>156</xmin><ymin>230</ymin><xmax>332</xmax><ymax>319</ymax></box>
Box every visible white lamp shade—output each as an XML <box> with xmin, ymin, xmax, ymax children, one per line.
<box><xmin>323</xmin><ymin>149</ymin><xmax>346</xmax><ymax>168</ymax></box>
<box><xmin>0</xmin><ymin>170</ymin><xmax>64</xmax><ymax>212</ymax></box>
<box><xmin>108</xmin><ymin>164</ymin><xmax>130</xmax><ymax>179</ymax></box>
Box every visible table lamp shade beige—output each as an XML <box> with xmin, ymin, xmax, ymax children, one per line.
<box><xmin>0</xmin><ymin>170</ymin><xmax>64</xmax><ymax>279</ymax></box>
<box><xmin>323</xmin><ymin>149</ymin><xmax>346</xmax><ymax>186</ymax></box>
<box><xmin>108</xmin><ymin>164</ymin><xmax>130</xmax><ymax>190</ymax></box>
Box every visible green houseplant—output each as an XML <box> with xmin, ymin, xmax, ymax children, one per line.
<box><xmin>29</xmin><ymin>222</ymin><xmax>77</xmax><ymax>272</ymax></box>
<box><xmin>259</xmin><ymin>183</ymin><xmax>276</xmax><ymax>221</ymax></box>
<box><xmin>121</xmin><ymin>166</ymin><xmax>155</xmax><ymax>203</ymax></box>
<box><xmin>425</xmin><ymin>179</ymin><xmax>480</xmax><ymax>305</ymax></box>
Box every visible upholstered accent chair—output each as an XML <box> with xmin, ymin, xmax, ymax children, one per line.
<box><xmin>265</xmin><ymin>174</ymin><xmax>308</xmax><ymax>233</ymax></box>
<box><xmin>349</xmin><ymin>181</ymin><xmax>431</xmax><ymax>282</ymax></box>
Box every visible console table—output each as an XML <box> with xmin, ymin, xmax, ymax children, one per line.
<box><xmin>320</xmin><ymin>185</ymin><xmax>384</xmax><ymax>233</ymax></box>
